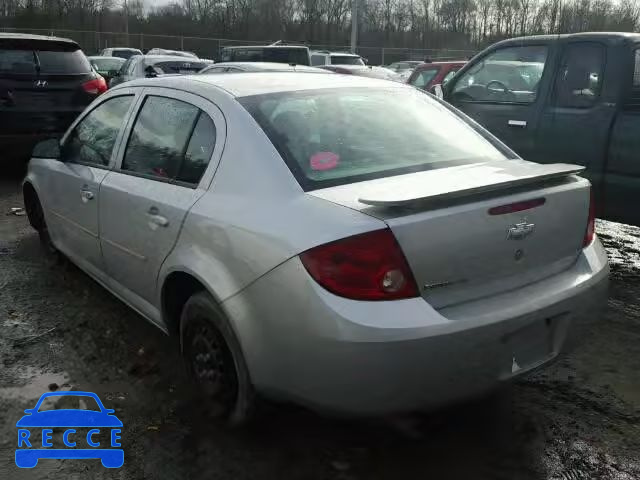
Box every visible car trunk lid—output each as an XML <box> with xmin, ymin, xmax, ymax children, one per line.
<box><xmin>308</xmin><ymin>159</ymin><xmax>591</xmax><ymax>309</ymax></box>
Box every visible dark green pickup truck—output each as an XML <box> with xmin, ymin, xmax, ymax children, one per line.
<box><xmin>440</xmin><ymin>32</ymin><xmax>640</xmax><ymax>226</ymax></box>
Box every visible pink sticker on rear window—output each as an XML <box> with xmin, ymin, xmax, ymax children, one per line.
<box><xmin>310</xmin><ymin>152</ymin><xmax>339</xmax><ymax>171</ymax></box>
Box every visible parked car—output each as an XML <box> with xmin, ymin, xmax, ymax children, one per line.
<box><xmin>88</xmin><ymin>56</ymin><xmax>125</xmax><ymax>84</ymax></box>
<box><xmin>407</xmin><ymin>60</ymin><xmax>466</xmax><ymax>90</ymax></box>
<box><xmin>438</xmin><ymin>32</ymin><xmax>640</xmax><ymax>226</ymax></box>
<box><xmin>1</xmin><ymin>33</ymin><xmax>107</xmax><ymax>160</ymax></box>
<box><xmin>23</xmin><ymin>72</ymin><xmax>608</xmax><ymax>423</ymax></box>
<box><xmin>220</xmin><ymin>45</ymin><xmax>311</xmax><ymax>66</ymax></box>
<box><xmin>99</xmin><ymin>47</ymin><xmax>143</xmax><ymax>59</ymax></box>
<box><xmin>146</xmin><ymin>48</ymin><xmax>198</xmax><ymax>58</ymax></box>
<box><xmin>109</xmin><ymin>55</ymin><xmax>207</xmax><ymax>87</ymax></box>
<box><xmin>199</xmin><ymin>62</ymin><xmax>330</xmax><ymax>75</ymax></box>
<box><xmin>310</xmin><ymin>50</ymin><xmax>365</xmax><ymax>66</ymax></box>
<box><xmin>319</xmin><ymin>64</ymin><xmax>401</xmax><ymax>81</ymax></box>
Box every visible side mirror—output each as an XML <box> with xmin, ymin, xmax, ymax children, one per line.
<box><xmin>430</xmin><ymin>84</ymin><xmax>444</xmax><ymax>99</ymax></box>
<box><xmin>32</xmin><ymin>138</ymin><xmax>61</xmax><ymax>159</ymax></box>
<box><xmin>145</xmin><ymin>65</ymin><xmax>158</xmax><ymax>78</ymax></box>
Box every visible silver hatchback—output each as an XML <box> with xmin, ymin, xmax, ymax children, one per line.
<box><xmin>23</xmin><ymin>73</ymin><xmax>609</xmax><ymax>423</ymax></box>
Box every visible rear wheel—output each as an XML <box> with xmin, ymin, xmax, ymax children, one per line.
<box><xmin>180</xmin><ymin>292</ymin><xmax>254</xmax><ymax>425</ymax></box>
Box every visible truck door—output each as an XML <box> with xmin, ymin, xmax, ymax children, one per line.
<box><xmin>601</xmin><ymin>48</ymin><xmax>640</xmax><ymax>226</ymax></box>
<box><xmin>536</xmin><ymin>42</ymin><xmax>615</xmax><ymax>209</ymax></box>
<box><xmin>446</xmin><ymin>44</ymin><xmax>552</xmax><ymax>162</ymax></box>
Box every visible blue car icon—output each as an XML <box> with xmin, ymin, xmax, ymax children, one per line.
<box><xmin>16</xmin><ymin>391</ymin><xmax>123</xmax><ymax>468</ymax></box>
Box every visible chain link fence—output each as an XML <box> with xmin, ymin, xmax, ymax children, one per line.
<box><xmin>0</xmin><ymin>27</ymin><xmax>476</xmax><ymax>65</ymax></box>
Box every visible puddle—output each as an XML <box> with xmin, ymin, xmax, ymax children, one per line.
<box><xmin>0</xmin><ymin>366</ymin><xmax>70</xmax><ymax>400</ymax></box>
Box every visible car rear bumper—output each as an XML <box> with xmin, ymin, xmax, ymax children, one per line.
<box><xmin>223</xmin><ymin>238</ymin><xmax>609</xmax><ymax>416</ymax></box>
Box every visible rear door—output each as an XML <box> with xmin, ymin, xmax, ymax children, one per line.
<box><xmin>536</xmin><ymin>41</ymin><xmax>614</xmax><ymax>193</ymax></box>
<box><xmin>601</xmin><ymin>47</ymin><xmax>640</xmax><ymax>225</ymax></box>
<box><xmin>446</xmin><ymin>44</ymin><xmax>553</xmax><ymax>162</ymax></box>
<box><xmin>99</xmin><ymin>88</ymin><xmax>225</xmax><ymax>303</ymax></box>
<box><xmin>43</xmin><ymin>91</ymin><xmax>137</xmax><ymax>271</ymax></box>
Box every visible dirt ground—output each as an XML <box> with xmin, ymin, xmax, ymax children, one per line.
<box><xmin>0</xmin><ymin>175</ymin><xmax>638</xmax><ymax>480</ymax></box>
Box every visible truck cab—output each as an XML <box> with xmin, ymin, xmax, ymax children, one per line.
<box><xmin>442</xmin><ymin>32</ymin><xmax>640</xmax><ymax>226</ymax></box>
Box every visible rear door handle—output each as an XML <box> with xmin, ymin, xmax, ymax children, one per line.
<box><xmin>146</xmin><ymin>207</ymin><xmax>169</xmax><ymax>228</ymax></box>
<box><xmin>508</xmin><ymin>120</ymin><xmax>527</xmax><ymax>127</ymax></box>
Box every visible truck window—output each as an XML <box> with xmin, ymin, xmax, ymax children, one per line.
<box><xmin>553</xmin><ymin>43</ymin><xmax>605</xmax><ymax>109</ymax></box>
<box><xmin>451</xmin><ymin>46</ymin><xmax>547</xmax><ymax>104</ymax></box>
<box><xmin>626</xmin><ymin>49</ymin><xmax>640</xmax><ymax>109</ymax></box>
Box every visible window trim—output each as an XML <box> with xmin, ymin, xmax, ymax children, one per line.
<box><xmin>449</xmin><ymin>43</ymin><xmax>551</xmax><ymax>106</ymax></box>
<box><xmin>59</xmin><ymin>92</ymin><xmax>138</xmax><ymax>169</ymax></box>
<box><xmin>114</xmin><ymin>87</ymin><xmax>226</xmax><ymax>189</ymax></box>
<box><xmin>549</xmin><ymin>41</ymin><xmax>607</xmax><ymax>110</ymax></box>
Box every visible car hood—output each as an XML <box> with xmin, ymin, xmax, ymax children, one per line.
<box><xmin>16</xmin><ymin>410</ymin><xmax>123</xmax><ymax>427</ymax></box>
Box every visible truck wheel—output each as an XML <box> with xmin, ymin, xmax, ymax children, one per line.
<box><xmin>180</xmin><ymin>291</ymin><xmax>254</xmax><ymax>425</ymax></box>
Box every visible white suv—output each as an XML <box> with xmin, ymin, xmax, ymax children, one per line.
<box><xmin>310</xmin><ymin>50</ymin><xmax>365</xmax><ymax>66</ymax></box>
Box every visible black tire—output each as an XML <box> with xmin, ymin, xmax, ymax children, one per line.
<box><xmin>27</xmin><ymin>194</ymin><xmax>58</xmax><ymax>258</ymax></box>
<box><xmin>180</xmin><ymin>291</ymin><xmax>254</xmax><ymax>425</ymax></box>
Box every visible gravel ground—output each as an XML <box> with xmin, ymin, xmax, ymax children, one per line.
<box><xmin>0</xmin><ymin>176</ymin><xmax>638</xmax><ymax>480</ymax></box>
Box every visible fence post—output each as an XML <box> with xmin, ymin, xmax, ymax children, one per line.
<box><xmin>140</xmin><ymin>33</ymin><xmax>144</xmax><ymax>51</ymax></box>
<box><xmin>381</xmin><ymin>47</ymin><xmax>385</xmax><ymax>65</ymax></box>
<box><xmin>181</xmin><ymin>36</ymin><xmax>184</xmax><ymax>50</ymax></box>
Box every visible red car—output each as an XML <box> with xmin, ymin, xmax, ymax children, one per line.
<box><xmin>407</xmin><ymin>61</ymin><xmax>466</xmax><ymax>90</ymax></box>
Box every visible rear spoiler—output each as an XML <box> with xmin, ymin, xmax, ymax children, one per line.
<box><xmin>358</xmin><ymin>163</ymin><xmax>585</xmax><ymax>207</ymax></box>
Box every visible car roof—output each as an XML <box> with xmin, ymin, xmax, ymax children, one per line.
<box><xmin>122</xmin><ymin>71</ymin><xmax>409</xmax><ymax>97</ymax></box>
<box><xmin>0</xmin><ymin>32</ymin><xmax>78</xmax><ymax>47</ymax></box>
<box><xmin>107</xmin><ymin>47</ymin><xmax>141</xmax><ymax>51</ymax></box>
<box><xmin>204</xmin><ymin>62</ymin><xmax>329</xmax><ymax>72</ymax></box>
<box><xmin>223</xmin><ymin>45</ymin><xmax>309</xmax><ymax>50</ymax></box>
<box><xmin>495</xmin><ymin>31</ymin><xmax>640</xmax><ymax>47</ymax></box>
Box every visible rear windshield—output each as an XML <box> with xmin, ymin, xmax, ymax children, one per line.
<box><xmin>222</xmin><ymin>47</ymin><xmax>310</xmax><ymax>66</ymax></box>
<box><xmin>152</xmin><ymin>61</ymin><xmax>206</xmax><ymax>74</ymax></box>
<box><xmin>91</xmin><ymin>58</ymin><xmax>125</xmax><ymax>71</ymax></box>
<box><xmin>0</xmin><ymin>43</ymin><xmax>90</xmax><ymax>74</ymax></box>
<box><xmin>112</xmin><ymin>49</ymin><xmax>140</xmax><ymax>59</ymax></box>
<box><xmin>240</xmin><ymin>88</ymin><xmax>507</xmax><ymax>190</ymax></box>
<box><xmin>331</xmin><ymin>55</ymin><xmax>364</xmax><ymax>66</ymax></box>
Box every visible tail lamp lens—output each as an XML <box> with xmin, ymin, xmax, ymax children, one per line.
<box><xmin>299</xmin><ymin>229</ymin><xmax>419</xmax><ymax>301</ymax></box>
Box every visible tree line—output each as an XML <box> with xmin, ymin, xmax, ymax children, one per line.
<box><xmin>1</xmin><ymin>0</ymin><xmax>639</xmax><ymax>53</ymax></box>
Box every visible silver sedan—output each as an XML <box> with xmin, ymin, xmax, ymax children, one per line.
<box><xmin>23</xmin><ymin>73</ymin><xmax>609</xmax><ymax>423</ymax></box>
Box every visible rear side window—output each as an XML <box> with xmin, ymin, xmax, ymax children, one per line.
<box><xmin>240</xmin><ymin>88</ymin><xmax>507</xmax><ymax>190</ymax></box>
<box><xmin>552</xmin><ymin>42</ymin><xmax>605</xmax><ymax>108</ymax></box>
<box><xmin>62</xmin><ymin>95</ymin><xmax>133</xmax><ymax>166</ymax></box>
<box><xmin>122</xmin><ymin>96</ymin><xmax>215</xmax><ymax>185</ymax></box>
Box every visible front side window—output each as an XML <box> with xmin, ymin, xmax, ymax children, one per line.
<box><xmin>240</xmin><ymin>87</ymin><xmax>508</xmax><ymax>190</ymax></box>
<box><xmin>452</xmin><ymin>46</ymin><xmax>548</xmax><ymax>104</ymax></box>
<box><xmin>410</xmin><ymin>68</ymin><xmax>439</xmax><ymax>88</ymax></box>
<box><xmin>122</xmin><ymin>96</ymin><xmax>215</xmax><ymax>185</ymax></box>
<box><xmin>62</xmin><ymin>95</ymin><xmax>133</xmax><ymax>166</ymax></box>
<box><xmin>552</xmin><ymin>43</ymin><xmax>605</xmax><ymax>108</ymax></box>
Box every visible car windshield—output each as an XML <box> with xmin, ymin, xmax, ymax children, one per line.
<box><xmin>91</xmin><ymin>58</ymin><xmax>124</xmax><ymax>71</ymax></box>
<box><xmin>240</xmin><ymin>87</ymin><xmax>507</xmax><ymax>190</ymax></box>
<box><xmin>152</xmin><ymin>61</ymin><xmax>206</xmax><ymax>74</ymax></box>
<box><xmin>36</xmin><ymin>394</ymin><xmax>101</xmax><ymax>412</ymax></box>
<box><xmin>222</xmin><ymin>47</ymin><xmax>310</xmax><ymax>66</ymax></box>
<box><xmin>331</xmin><ymin>55</ymin><xmax>364</xmax><ymax>66</ymax></box>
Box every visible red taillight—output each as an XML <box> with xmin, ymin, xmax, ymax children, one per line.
<box><xmin>82</xmin><ymin>76</ymin><xmax>107</xmax><ymax>95</ymax></box>
<box><xmin>583</xmin><ymin>189</ymin><xmax>596</xmax><ymax>247</ymax></box>
<box><xmin>299</xmin><ymin>229</ymin><xmax>419</xmax><ymax>301</ymax></box>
